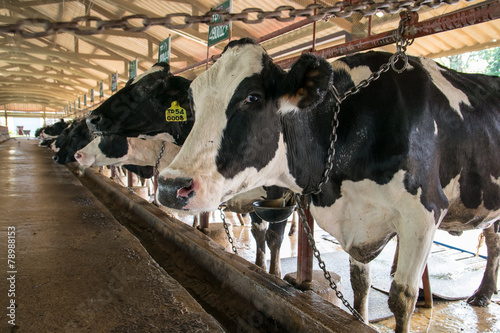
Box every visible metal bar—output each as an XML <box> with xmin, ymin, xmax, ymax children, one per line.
<box><xmin>433</xmin><ymin>240</ymin><xmax>487</xmax><ymax>259</ymax></box>
<box><xmin>422</xmin><ymin>265</ymin><xmax>433</xmax><ymax>308</ymax></box>
<box><xmin>297</xmin><ymin>205</ymin><xmax>314</xmax><ymax>286</ymax></box>
<box><xmin>172</xmin><ymin>18</ymin><xmax>313</xmax><ymax>75</ymax></box>
<box><xmin>276</xmin><ymin>0</ymin><xmax>500</xmax><ymax>68</ymax></box>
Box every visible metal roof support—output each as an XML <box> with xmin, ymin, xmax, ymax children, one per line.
<box><xmin>277</xmin><ymin>0</ymin><xmax>500</xmax><ymax>68</ymax></box>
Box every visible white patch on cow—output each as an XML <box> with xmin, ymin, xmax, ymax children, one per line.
<box><xmin>311</xmin><ymin>169</ymin><xmax>439</xmax><ymax>289</ymax></box>
<box><xmin>138</xmin><ymin>132</ymin><xmax>175</xmax><ymax>143</ymax></box>
<box><xmin>331</xmin><ymin>61</ymin><xmax>373</xmax><ymax>86</ymax></box>
<box><xmin>420</xmin><ymin>57</ymin><xmax>471</xmax><ymax>120</ymax></box>
<box><xmin>131</xmin><ymin>65</ymin><xmax>164</xmax><ymax>85</ymax></box>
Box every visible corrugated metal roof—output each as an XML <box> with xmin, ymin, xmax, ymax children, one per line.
<box><xmin>0</xmin><ymin>0</ymin><xmax>499</xmax><ymax>118</ymax></box>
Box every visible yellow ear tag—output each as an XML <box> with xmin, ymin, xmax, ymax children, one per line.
<box><xmin>165</xmin><ymin>101</ymin><xmax>187</xmax><ymax>122</ymax></box>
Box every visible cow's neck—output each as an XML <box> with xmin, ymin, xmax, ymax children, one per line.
<box><xmin>281</xmin><ymin>94</ymin><xmax>338</xmax><ymax>198</ymax></box>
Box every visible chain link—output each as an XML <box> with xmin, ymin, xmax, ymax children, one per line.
<box><xmin>219</xmin><ymin>205</ymin><xmax>238</xmax><ymax>255</ymax></box>
<box><xmin>0</xmin><ymin>1</ymin><xmax>458</xmax><ymax>38</ymax></box>
<box><xmin>113</xmin><ymin>167</ymin><xmax>137</xmax><ymax>194</ymax></box>
<box><xmin>154</xmin><ymin>141</ymin><xmax>166</xmax><ymax>179</ymax></box>
<box><xmin>294</xmin><ymin>194</ymin><xmax>365</xmax><ymax>322</ymax></box>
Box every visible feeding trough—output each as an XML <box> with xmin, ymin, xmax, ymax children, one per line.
<box><xmin>252</xmin><ymin>198</ymin><xmax>296</xmax><ymax>223</ymax></box>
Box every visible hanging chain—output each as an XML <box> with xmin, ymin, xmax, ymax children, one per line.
<box><xmin>312</xmin><ymin>13</ymin><xmax>412</xmax><ymax>195</ymax></box>
<box><xmin>0</xmin><ymin>0</ymin><xmax>458</xmax><ymax>38</ymax></box>
<box><xmin>154</xmin><ymin>141</ymin><xmax>166</xmax><ymax>179</ymax></box>
<box><xmin>294</xmin><ymin>194</ymin><xmax>365</xmax><ymax>322</ymax></box>
<box><xmin>219</xmin><ymin>205</ymin><xmax>238</xmax><ymax>255</ymax></box>
<box><xmin>114</xmin><ymin>168</ymin><xmax>137</xmax><ymax>194</ymax></box>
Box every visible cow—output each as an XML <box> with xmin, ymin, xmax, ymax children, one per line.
<box><xmin>84</xmin><ymin>63</ymin><xmax>295</xmax><ymax>277</ymax></box>
<box><xmin>36</xmin><ymin>119</ymin><xmax>70</xmax><ymax>148</ymax></box>
<box><xmin>74</xmin><ymin>135</ymin><xmax>180</xmax><ymax>168</ymax></box>
<box><xmin>86</xmin><ymin>63</ymin><xmax>193</xmax><ymax>145</ymax></box>
<box><xmin>156</xmin><ymin>38</ymin><xmax>500</xmax><ymax>332</ymax></box>
<box><xmin>52</xmin><ymin>119</ymin><xmax>93</xmax><ymax>164</ymax></box>
<box><xmin>75</xmin><ymin>132</ymin><xmax>291</xmax><ymax>276</ymax></box>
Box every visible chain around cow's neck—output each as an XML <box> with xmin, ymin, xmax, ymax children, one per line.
<box><xmin>310</xmin><ymin>12</ymin><xmax>413</xmax><ymax>196</ymax></box>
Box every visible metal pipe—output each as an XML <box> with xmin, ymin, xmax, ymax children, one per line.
<box><xmin>172</xmin><ymin>18</ymin><xmax>314</xmax><ymax>75</ymax></box>
<box><xmin>276</xmin><ymin>0</ymin><xmax>500</xmax><ymax>68</ymax></box>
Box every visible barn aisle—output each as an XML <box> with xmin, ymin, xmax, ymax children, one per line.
<box><xmin>0</xmin><ymin>138</ymin><xmax>224</xmax><ymax>332</ymax></box>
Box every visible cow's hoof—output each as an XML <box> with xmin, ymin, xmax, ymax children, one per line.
<box><xmin>467</xmin><ymin>294</ymin><xmax>491</xmax><ymax>307</ymax></box>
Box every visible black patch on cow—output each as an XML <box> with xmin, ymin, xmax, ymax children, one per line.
<box><xmin>88</xmin><ymin>64</ymin><xmax>193</xmax><ymax>145</ymax></box>
<box><xmin>123</xmin><ymin>165</ymin><xmax>154</xmax><ymax>179</ymax></box>
<box><xmin>216</xmin><ymin>65</ymin><xmax>283</xmax><ymax>178</ymax></box>
<box><xmin>98</xmin><ymin>135</ymin><xmax>129</xmax><ymax>158</ymax></box>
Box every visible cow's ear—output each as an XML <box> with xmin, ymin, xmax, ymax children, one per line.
<box><xmin>281</xmin><ymin>54</ymin><xmax>333</xmax><ymax>111</ymax></box>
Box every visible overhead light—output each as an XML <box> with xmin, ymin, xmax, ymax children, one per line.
<box><xmin>376</xmin><ymin>12</ymin><xmax>384</xmax><ymax>18</ymax></box>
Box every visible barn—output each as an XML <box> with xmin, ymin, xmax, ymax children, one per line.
<box><xmin>1</xmin><ymin>1</ymin><xmax>500</xmax><ymax>332</ymax></box>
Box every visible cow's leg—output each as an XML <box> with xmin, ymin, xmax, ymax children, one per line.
<box><xmin>250</xmin><ymin>212</ymin><xmax>267</xmax><ymax>271</ymax></box>
<box><xmin>266</xmin><ymin>220</ymin><xmax>287</xmax><ymax>278</ymax></box>
<box><xmin>467</xmin><ymin>224</ymin><xmax>500</xmax><ymax>306</ymax></box>
<box><xmin>350</xmin><ymin>257</ymin><xmax>371</xmax><ymax>322</ymax></box>
<box><xmin>390</xmin><ymin>218</ymin><xmax>437</xmax><ymax>333</ymax></box>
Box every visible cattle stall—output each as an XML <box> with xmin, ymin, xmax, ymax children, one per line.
<box><xmin>1</xmin><ymin>0</ymin><xmax>500</xmax><ymax>332</ymax></box>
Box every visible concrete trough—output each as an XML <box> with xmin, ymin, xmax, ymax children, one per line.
<box><xmin>69</xmin><ymin>163</ymin><xmax>376</xmax><ymax>332</ymax></box>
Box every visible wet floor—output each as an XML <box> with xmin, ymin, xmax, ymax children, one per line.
<box><xmin>174</xmin><ymin>189</ymin><xmax>500</xmax><ymax>333</ymax></box>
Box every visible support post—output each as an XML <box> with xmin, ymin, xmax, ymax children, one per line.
<box><xmin>297</xmin><ymin>197</ymin><xmax>314</xmax><ymax>288</ymax></box>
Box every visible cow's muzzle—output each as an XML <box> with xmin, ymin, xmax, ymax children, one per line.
<box><xmin>157</xmin><ymin>176</ymin><xmax>198</xmax><ymax>210</ymax></box>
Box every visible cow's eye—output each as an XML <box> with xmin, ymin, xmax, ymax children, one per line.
<box><xmin>245</xmin><ymin>94</ymin><xmax>259</xmax><ymax>104</ymax></box>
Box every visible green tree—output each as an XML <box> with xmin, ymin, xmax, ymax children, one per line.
<box><xmin>436</xmin><ymin>47</ymin><xmax>500</xmax><ymax>76</ymax></box>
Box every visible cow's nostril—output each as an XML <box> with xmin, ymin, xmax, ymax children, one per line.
<box><xmin>177</xmin><ymin>181</ymin><xmax>196</xmax><ymax>198</ymax></box>
<box><xmin>90</xmin><ymin>115</ymin><xmax>101</xmax><ymax>124</ymax></box>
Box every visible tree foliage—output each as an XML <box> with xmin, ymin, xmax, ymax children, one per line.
<box><xmin>436</xmin><ymin>47</ymin><xmax>500</xmax><ymax>76</ymax></box>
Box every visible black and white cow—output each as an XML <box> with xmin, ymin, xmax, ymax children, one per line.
<box><xmin>74</xmin><ymin>135</ymin><xmax>180</xmax><ymax>168</ymax></box>
<box><xmin>84</xmin><ymin>64</ymin><xmax>293</xmax><ymax>277</ymax></box>
<box><xmin>52</xmin><ymin>119</ymin><xmax>93</xmax><ymax>164</ymax></box>
<box><xmin>86</xmin><ymin>63</ymin><xmax>193</xmax><ymax>144</ymax></box>
<box><xmin>157</xmin><ymin>38</ymin><xmax>500</xmax><ymax>332</ymax></box>
<box><xmin>36</xmin><ymin>119</ymin><xmax>69</xmax><ymax>147</ymax></box>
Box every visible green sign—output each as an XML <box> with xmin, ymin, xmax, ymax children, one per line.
<box><xmin>208</xmin><ymin>0</ymin><xmax>232</xmax><ymax>46</ymax></box>
<box><xmin>129</xmin><ymin>59</ymin><xmax>137</xmax><ymax>79</ymax></box>
<box><xmin>84</xmin><ymin>94</ymin><xmax>87</xmax><ymax>106</ymax></box>
<box><xmin>78</xmin><ymin>97</ymin><xmax>81</xmax><ymax>109</ymax></box>
<box><xmin>158</xmin><ymin>37</ymin><xmax>171</xmax><ymax>63</ymax></box>
<box><xmin>99</xmin><ymin>82</ymin><xmax>103</xmax><ymax>98</ymax></box>
<box><xmin>111</xmin><ymin>73</ymin><xmax>118</xmax><ymax>93</ymax></box>
<box><xmin>90</xmin><ymin>89</ymin><xmax>94</xmax><ymax>103</ymax></box>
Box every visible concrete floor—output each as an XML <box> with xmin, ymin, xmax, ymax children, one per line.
<box><xmin>0</xmin><ymin>138</ymin><xmax>224</xmax><ymax>332</ymax></box>
<box><xmin>2</xmin><ymin>137</ymin><xmax>500</xmax><ymax>333</ymax></box>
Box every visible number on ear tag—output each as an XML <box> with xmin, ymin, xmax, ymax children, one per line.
<box><xmin>165</xmin><ymin>101</ymin><xmax>187</xmax><ymax>122</ymax></box>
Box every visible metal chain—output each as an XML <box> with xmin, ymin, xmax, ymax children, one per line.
<box><xmin>219</xmin><ymin>205</ymin><xmax>238</xmax><ymax>255</ymax></box>
<box><xmin>294</xmin><ymin>194</ymin><xmax>365</xmax><ymax>322</ymax></box>
<box><xmin>0</xmin><ymin>0</ymin><xmax>459</xmax><ymax>38</ymax></box>
<box><xmin>113</xmin><ymin>167</ymin><xmax>137</xmax><ymax>194</ymax></box>
<box><xmin>154</xmin><ymin>141</ymin><xmax>166</xmax><ymax>179</ymax></box>
<box><xmin>312</xmin><ymin>13</ymin><xmax>412</xmax><ymax>195</ymax></box>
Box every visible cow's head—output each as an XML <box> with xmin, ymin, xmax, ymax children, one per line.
<box><xmin>52</xmin><ymin>119</ymin><xmax>93</xmax><ymax>164</ymax></box>
<box><xmin>86</xmin><ymin>63</ymin><xmax>193</xmax><ymax>145</ymax></box>
<box><xmin>157</xmin><ymin>38</ymin><xmax>333</xmax><ymax>211</ymax></box>
<box><xmin>74</xmin><ymin>135</ymin><xmax>128</xmax><ymax>167</ymax></box>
